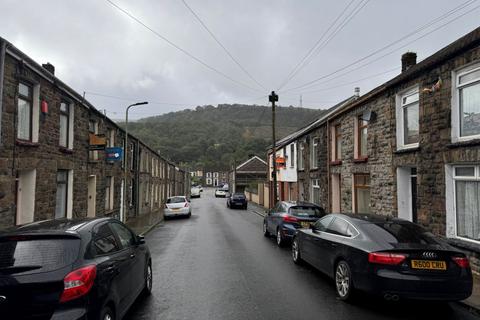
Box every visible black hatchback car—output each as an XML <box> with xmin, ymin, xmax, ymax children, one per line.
<box><xmin>227</xmin><ymin>193</ymin><xmax>248</xmax><ymax>209</ymax></box>
<box><xmin>0</xmin><ymin>218</ymin><xmax>152</xmax><ymax>320</ymax></box>
<box><xmin>292</xmin><ymin>213</ymin><xmax>473</xmax><ymax>302</ymax></box>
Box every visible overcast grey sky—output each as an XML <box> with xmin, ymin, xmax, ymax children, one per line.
<box><xmin>1</xmin><ymin>0</ymin><xmax>479</xmax><ymax>119</ymax></box>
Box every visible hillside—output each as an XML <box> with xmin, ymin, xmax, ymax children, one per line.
<box><xmin>125</xmin><ymin>104</ymin><xmax>327</xmax><ymax>171</ymax></box>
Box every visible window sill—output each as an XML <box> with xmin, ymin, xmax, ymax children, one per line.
<box><xmin>353</xmin><ymin>157</ymin><xmax>368</xmax><ymax>163</ymax></box>
<box><xmin>447</xmin><ymin>238</ymin><xmax>480</xmax><ymax>254</ymax></box>
<box><xmin>394</xmin><ymin>146</ymin><xmax>420</xmax><ymax>154</ymax></box>
<box><xmin>330</xmin><ymin>160</ymin><xmax>342</xmax><ymax>166</ymax></box>
<box><xmin>59</xmin><ymin>147</ymin><xmax>74</xmax><ymax>154</ymax></box>
<box><xmin>16</xmin><ymin>139</ymin><xmax>39</xmax><ymax>147</ymax></box>
<box><xmin>310</xmin><ymin>168</ymin><xmax>319</xmax><ymax>172</ymax></box>
<box><xmin>105</xmin><ymin>209</ymin><xmax>116</xmax><ymax>215</ymax></box>
<box><xmin>447</xmin><ymin>139</ymin><xmax>480</xmax><ymax>149</ymax></box>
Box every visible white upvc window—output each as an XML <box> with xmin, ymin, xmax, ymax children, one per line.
<box><xmin>446</xmin><ymin>165</ymin><xmax>480</xmax><ymax>243</ymax></box>
<box><xmin>311</xmin><ymin>137</ymin><xmax>319</xmax><ymax>169</ymax></box>
<box><xmin>298</xmin><ymin>143</ymin><xmax>304</xmax><ymax>170</ymax></box>
<box><xmin>452</xmin><ymin>64</ymin><xmax>480</xmax><ymax>142</ymax></box>
<box><xmin>396</xmin><ymin>87</ymin><xmax>420</xmax><ymax>150</ymax></box>
<box><xmin>311</xmin><ymin>179</ymin><xmax>320</xmax><ymax>205</ymax></box>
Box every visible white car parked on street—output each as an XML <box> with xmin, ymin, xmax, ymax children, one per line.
<box><xmin>215</xmin><ymin>188</ymin><xmax>228</xmax><ymax>198</ymax></box>
<box><xmin>191</xmin><ymin>187</ymin><xmax>201</xmax><ymax>198</ymax></box>
<box><xmin>164</xmin><ymin>196</ymin><xmax>191</xmax><ymax>219</ymax></box>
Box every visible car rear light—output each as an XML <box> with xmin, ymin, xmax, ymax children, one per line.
<box><xmin>184</xmin><ymin>202</ymin><xmax>189</xmax><ymax>208</ymax></box>
<box><xmin>452</xmin><ymin>256</ymin><xmax>470</xmax><ymax>268</ymax></box>
<box><xmin>60</xmin><ymin>265</ymin><xmax>97</xmax><ymax>303</ymax></box>
<box><xmin>165</xmin><ymin>204</ymin><xmax>168</xmax><ymax>209</ymax></box>
<box><xmin>282</xmin><ymin>214</ymin><xmax>298</xmax><ymax>223</ymax></box>
<box><xmin>368</xmin><ymin>252</ymin><xmax>406</xmax><ymax>265</ymax></box>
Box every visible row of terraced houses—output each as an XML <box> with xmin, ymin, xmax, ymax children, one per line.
<box><xmin>268</xmin><ymin>27</ymin><xmax>480</xmax><ymax>273</ymax></box>
<box><xmin>0</xmin><ymin>37</ymin><xmax>190</xmax><ymax>229</ymax></box>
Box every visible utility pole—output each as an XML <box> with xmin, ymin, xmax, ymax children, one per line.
<box><xmin>269</xmin><ymin>91</ymin><xmax>278</xmax><ymax>206</ymax></box>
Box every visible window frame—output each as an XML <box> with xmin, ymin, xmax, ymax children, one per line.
<box><xmin>357</xmin><ymin>114</ymin><xmax>368</xmax><ymax>159</ymax></box>
<box><xmin>451</xmin><ymin>165</ymin><xmax>480</xmax><ymax>243</ymax></box>
<box><xmin>334</xmin><ymin>124</ymin><xmax>342</xmax><ymax>161</ymax></box>
<box><xmin>298</xmin><ymin>142</ymin><xmax>304</xmax><ymax>170</ymax></box>
<box><xmin>311</xmin><ymin>179</ymin><xmax>320</xmax><ymax>204</ymax></box>
<box><xmin>353</xmin><ymin>173</ymin><xmax>371</xmax><ymax>214</ymax></box>
<box><xmin>55</xmin><ymin>170</ymin><xmax>69</xmax><ymax>219</ymax></box>
<box><xmin>452</xmin><ymin>63</ymin><xmax>480</xmax><ymax>143</ymax></box>
<box><xmin>17</xmin><ymin>81</ymin><xmax>33</xmax><ymax>141</ymax></box>
<box><xmin>396</xmin><ymin>86</ymin><xmax>420</xmax><ymax>150</ymax></box>
<box><xmin>457</xmin><ymin>66</ymin><xmax>480</xmax><ymax>140</ymax></box>
<box><xmin>324</xmin><ymin>217</ymin><xmax>360</xmax><ymax>238</ymax></box>
<box><xmin>59</xmin><ymin>100</ymin><xmax>70</xmax><ymax>148</ymax></box>
<box><xmin>91</xmin><ymin>222</ymin><xmax>121</xmax><ymax>256</ymax></box>
<box><xmin>311</xmin><ymin>137</ymin><xmax>319</xmax><ymax>169</ymax></box>
<box><xmin>290</xmin><ymin>144</ymin><xmax>295</xmax><ymax>168</ymax></box>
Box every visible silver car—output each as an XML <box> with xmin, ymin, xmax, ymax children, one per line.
<box><xmin>164</xmin><ymin>196</ymin><xmax>192</xmax><ymax>218</ymax></box>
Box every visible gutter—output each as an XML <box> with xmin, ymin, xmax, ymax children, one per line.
<box><xmin>0</xmin><ymin>40</ymin><xmax>6</xmax><ymax>145</ymax></box>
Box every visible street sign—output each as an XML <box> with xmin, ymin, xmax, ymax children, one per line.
<box><xmin>105</xmin><ymin>147</ymin><xmax>123</xmax><ymax>161</ymax></box>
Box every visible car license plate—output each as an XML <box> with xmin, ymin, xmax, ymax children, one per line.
<box><xmin>172</xmin><ymin>208</ymin><xmax>180</xmax><ymax>211</ymax></box>
<box><xmin>300</xmin><ymin>222</ymin><xmax>310</xmax><ymax>228</ymax></box>
<box><xmin>411</xmin><ymin>260</ymin><xmax>446</xmax><ymax>270</ymax></box>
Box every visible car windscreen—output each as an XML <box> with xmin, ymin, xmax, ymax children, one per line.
<box><xmin>288</xmin><ymin>206</ymin><xmax>324</xmax><ymax>217</ymax></box>
<box><xmin>0</xmin><ymin>237</ymin><xmax>80</xmax><ymax>275</ymax></box>
<box><xmin>167</xmin><ymin>197</ymin><xmax>186</xmax><ymax>203</ymax></box>
<box><xmin>232</xmin><ymin>194</ymin><xmax>245</xmax><ymax>199</ymax></box>
<box><xmin>363</xmin><ymin>222</ymin><xmax>441</xmax><ymax>245</ymax></box>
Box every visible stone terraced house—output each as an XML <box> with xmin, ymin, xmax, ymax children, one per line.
<box><xmin>0</xmin><ymin>36</ymin><xmax>190</xmax><ymax>229</ymax></box>
<box><xmin>269</xmin><ymin>27</ymin><xmax>480</xmax><ymax>273</ymax></box>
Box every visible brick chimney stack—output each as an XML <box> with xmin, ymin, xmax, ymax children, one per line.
<box><xmin>42</xmin><ymin>63</ymin><xmax>55</xmax><ymax>75</ymax></box>
<box><xmin>401</xmin><ymin>52</ymin><xmax>417</xmax><ymax>72</ymax></box>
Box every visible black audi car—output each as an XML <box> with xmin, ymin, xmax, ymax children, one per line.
<box><xmin>0</xmin><ymin>217</ymin><xmax>152</xmax><ymax>320</ymax></box>
<box><xmin>227</xmin><ymin>193</ymin><xmax>248</xmax><ymax>209</ymax></box>
<box><xmin>292</xmin><ymin>213</ymin><xmax>472</xmax><ymax>302</ymax></box>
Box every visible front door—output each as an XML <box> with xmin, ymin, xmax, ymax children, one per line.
<box><xmin>87</xmin><ymin>175</ymin><xmax>96</xmax><ymax>217</ymax></box>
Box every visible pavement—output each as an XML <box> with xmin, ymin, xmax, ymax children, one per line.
<box><xmin>126</xmin><ymin>208</ymin><xmax>164</xmax><ymax>236</ymax></box>
<box><xmin>122</xmin><ymin>189</ymin><xmax>479</xmax><ymax>320</ymax></box>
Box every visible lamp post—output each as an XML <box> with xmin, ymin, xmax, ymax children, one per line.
<box><xmin>123</xmin><ymin>101</ymin><xmax>148</xmax><ymax>223</ymax></box>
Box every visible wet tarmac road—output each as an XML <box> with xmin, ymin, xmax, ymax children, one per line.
<box><xmin>124</xmin><ymin>188</ymin><xmax>478</xmax><ymax>320</ymax></box>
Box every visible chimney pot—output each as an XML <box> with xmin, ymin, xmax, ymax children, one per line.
<box><xmin>401</xmin><ymin>52</ymin><xmax>417</xmax><ymax>72</ymax></box>
<box><xmin>42</xmin><ymin>63</ymin><xmax>55</xmax><ymax>75</ymax></box>
<box><xmin>354</xmin><ymin>87</ymin><xmax>360</xmax><ymax>97</ymax></box>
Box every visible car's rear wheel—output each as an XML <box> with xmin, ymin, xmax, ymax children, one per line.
<box><xmin>263</xmin><ymin>220</ymin><xmax>270</xmax><ymax>237</ymax></box>
<box><xmin>143</xmin><ymin>261</ymin><xmax>153</xmax><ymax>296</ymax></box>
<box><xmin>276</xmin><ymin>229</ymin><xmax>285</xmax><ymax>247</ymax></box>
<box><xmin>243</xmin><ymin>204</ymin><xmax>248</xmax><ymax>210</ymax></box>
<box><xmin>292</xmin><ymin>237</ymin><xmax>303</xmax><ymax>264</ymax></box>
<box><xmin>335</xmin><ymin>260</ymin><xmax>354</xmax><ymax>301</ymax></box>
<box><xmin>100</xmin><ymin>306</ymin><xmax>115</xmax><ymax>320</ymax></box>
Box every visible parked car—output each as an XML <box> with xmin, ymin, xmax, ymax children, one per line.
<box><xmin>0</xmin><ymin>217</ymin><xmax>152</xmax><ymax>320</ymax></box>
<box><xmin>198</xmin><ymin>185</ymin><xmax>203</xmax><ymax>192</ymax></box>
<box><xmin>291</xmin><ymin>213</ymin><xmax>473</xmax><ymax>302</ymax></box>
<box><xmin>191</xmin><ymin>187</ymin><xmax>201</xmax><ymax>198</ymax></box>
<box><xmin>215</xmin><ymin>188</ymin><xmax>228</xmax><ymax>198</ymax></box>
<box><xmin>227</xmin><ymin>193</ymin><xmax>248</xmax><ymax>209</ymax></box>
<box><xmin>263</xmin><ymin>201</ymin><xmax>325</xmax><ymax>246</ymax></box>
<box><xmin>165</xmin><ymin>196</ymin><xmax>192</xmax><ymax>218</ymax></box>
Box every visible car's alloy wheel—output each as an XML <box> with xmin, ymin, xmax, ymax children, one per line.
<box><xmin>263</xmin><ymin>221</ymin><xmax>270</xmax><ymax>237</ymax></box>
<box><xmin>143</xmin><ymin>261</ymin><xmax>153</xmax><ymax>295</ymax></box>
<box><xmin>335</xmin><ymin>261</ymin><xmax>353</xmax><ymax>301</ymax></box>
<box><xmin>292</xmin><ymin>238</ymin><xmax>302</xmax><ymax>264</ymax></box>
<box><xmin>276</xmin><ymin>229</ymin><xmax>284</xmax><ymax>247</ymax></box>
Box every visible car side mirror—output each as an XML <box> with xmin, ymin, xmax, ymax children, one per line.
<box><xmin>137</xmin><ymin>235</ymin><xmax>146</xmax><ymax>244</ymax></box>
<box><xmin>311</xmin><ymin>225</ymin><xmax>318</xmax><ymax>233</ymax></box>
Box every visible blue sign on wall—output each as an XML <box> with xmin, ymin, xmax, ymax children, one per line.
<box><xmin>105</xmin><ymin>147</ymin><xmax>123</xmax><ymax>162</ymax></box>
